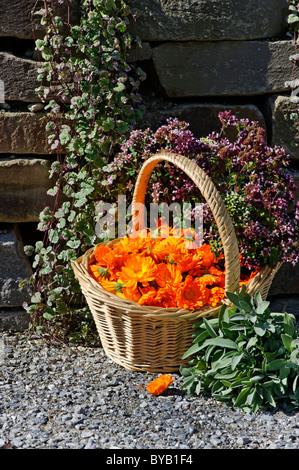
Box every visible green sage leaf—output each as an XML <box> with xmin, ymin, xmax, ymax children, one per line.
<box><xmin>281</xmin><ymin>333</ymin><xmax>293</xmax><ymax>351</ymax></box>
<box><xmin>203</xmin><ymin>338</ymin><xmax>239</xmax><ymax>350</ymax></box>
<box><xmin>202</xmin><ymin>317</ymin><xmax>218</xmax><ymax>338</ymax></box>
<box><xmin>266</xmin><ymin>359</ymin><xmax>286</xmax><ymax>371</ymax></box>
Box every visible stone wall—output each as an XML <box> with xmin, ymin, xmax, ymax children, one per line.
<box><xmin>0</xmin><ymin>0</ymin><xmax>298</xmax><ymax>330</ymax></box>
<box><xmin>0</xmin><ymin>0</ymin><xmax>79</xmax><ymax>330</ymax></box>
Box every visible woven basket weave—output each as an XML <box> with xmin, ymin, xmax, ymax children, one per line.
<box><xmin>72</xmin><ymin>151</ymin><xmax>281</xmax><ymax>372</ymax></box>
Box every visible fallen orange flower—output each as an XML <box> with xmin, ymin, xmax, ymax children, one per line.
<box><xmin>146</xmin><ymin>374</ymin><xmax>173</xmax><ymax>395</ymax></box>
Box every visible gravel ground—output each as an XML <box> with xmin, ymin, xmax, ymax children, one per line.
<box><xmin>0</xmin><ymin>331</ymin><xmax>298</xmax><ymax>451</ymax></box>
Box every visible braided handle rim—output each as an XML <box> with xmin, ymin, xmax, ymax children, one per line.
<box><xmin>131</xmin><ymin>151</ymin><xmax>240</xmax><ymax>294</ymax></box>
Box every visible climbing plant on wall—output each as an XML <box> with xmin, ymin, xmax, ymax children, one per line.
<box><xmin>24</xmin><ymin>0</ymin><xmax>145</xmax><ymax>343</ymax></box>
<box><xmin>286</xmin><ymin>0</ymin><xmax>299</xmax><ymax>138</ymax></box>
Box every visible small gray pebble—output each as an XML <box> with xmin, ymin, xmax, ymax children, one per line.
<box><xmin>81</xmin><ymin>430</ymin><xmax>93</xmax><ymax>439</ymax></box>
<box><xmin>237</xmin><ymin>437</ymin><xmax>251</xmax><ymax>445</ymax></box>
<box><xmin>47</xmin><ymin>384</ymin><xmax>60</xmax><ymax>393</ymax></box>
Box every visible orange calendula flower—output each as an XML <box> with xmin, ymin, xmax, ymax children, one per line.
<box><xmin>148</xmin><ymin>238</ymin><xmax>177</xmax><ymax>263</ymax></box>
<box><xmin>118</xmin><ymin>235</ymin><xmax>149</xmax><ymax>254</ymax></box>
<box><xmin>117</xmin><ymin>285</ymin><xmax>142</xmax><ymax>303</ymax></box>
<box><xmin>97</xmin><ymin>278</ymin><xmax>120</xmax><ymax>294</ymax></box>
<box><xmin>119</xmin><ymin>255</ymin><xmax>158</xmax><ymax>289</ymax></box>
<box><xmin>176</xmin><ymin>244</ymin><xmax>216</xmax><ymax>274</ymax></box>
<box><xmin>107</xmin><ymin>253</ymin><xmax>130</xmax><ymax>281</ymax></box>
<box><xmin>155</xmin><ymin>287</ymin><xmax>178</xmax><ymax>308</ymax></box>
<box><xmin>159</xmin><ymin>236</ymin><xmax>186</xmax><ymax>264</ymax></box>
<box><xmin>207</xmin><ymin>286</ymin><xmax>225</xmax><ymax>307</ymax></box>
<box><xmin>138</xmin><ymin>288</ymin><xmax>159</xmax><ymax>306</ymax></box>
<box><xmin>208</xmin><ymin>266</ymin><xmax>226</xmax><ymax>288</ymax></box>
<box><xmin>90</xmin><ymin>245</ymin><xmax>129</xmax><ymax>281</ymax></box>
<box><xmin>93</xmin><ymin>244</ymin><xmax>113</xmax><ymax>265</ymax></box>
<box><xmin>196</xmin><ymin>244</ymin><xmax>216</xmax><ymax>268</ymax></box>
<box><xmin>176</xmin><ymin>275</ymin><xmax>210</xmax><ymax>310</ymax></box>
<box><xmin>146</xmin><ymin>374</ymin><xmax>173</xmax><ymax>395</ymax></box>
<box><xmin>155</xmin><ymin>263</ymin><xmax>182</xmax><ymax>288</ymax></box>
<box><xmin>146</xmin><ymin>238</ymin><xmax>169</xmax><ymax>263</ymax></box>
<box><xmin>138</xmin><ymin>286</ymin><xmax>178</xmax><ymax>308</ymax></box>
<box><xmin>175</xmin><ymin>250</ymin><xmax>199</xmax><ymax>274</ymax></box>
<box><xmin>198</xmin><ymin>274</ymin><xmax>218</xmax><ymax>287</ymax></box>
<box><xmin>89</xmin><ymin>263</ymin><xmax>110</xmax><ymax>281</ymax></box>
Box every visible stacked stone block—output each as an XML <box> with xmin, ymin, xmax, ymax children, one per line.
<box><xmin>0</xmin><ymin>0</ymin><xmax>298</xmax><ymax>330</ymax></box>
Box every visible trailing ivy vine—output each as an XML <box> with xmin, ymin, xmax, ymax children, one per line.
<box><xmin>24</xmin><ymin>0</ymin><xmax>145</xmax><ymax>343</ymax></box>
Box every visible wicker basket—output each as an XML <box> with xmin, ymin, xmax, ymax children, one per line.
<box><xmin>72</xmin><ymin>151</ymin><xmax>281</xmax><ymax>372</ymax></box>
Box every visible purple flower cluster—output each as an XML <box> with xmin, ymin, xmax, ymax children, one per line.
<box><xmin>104</xmin><ymin>112</ymin><xmax>299</xmax><ymax>270</ymax></box>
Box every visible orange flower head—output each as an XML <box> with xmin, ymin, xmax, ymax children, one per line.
<box><xmin>117</xmin><ymin>285</ymin><xmax>142</xmax><ymax>303</ymax></box>
<box><xmin>195</xmin><ymin>244</ymin><xmax>216</xmax><ymax>268</ymax></box>
<box><xmin>89</xmin><ymin>263</ymin><xmax>110</xmax><ymax>282</ymax></box>
<box><xmin>93</xmin><ymin>244</ymin><xmax>114</xmax><ymax>265</ymax></box>
<box><xmin>138</xmin><ymin>288</ymin><xmax>159</xmax><ymax>307</ymax></box>
<box><xmin>176</xmin><ymin>250</ymin><xmax>203</xmax><ymax>274</ymax></box>
<box><xmin>155</xmin><ymin>287</ymin><xmax>178</xmax><ymax>308</ymax></box>
<box><xmin>138</xmin><ymin>285</ymin><xmax>178</xmax><ymax>308</ymax></box>
<box><xmin>176</xmin><ymin>275</ymin><xmax>210</xmax><ymax>310</ymax></box>
<box><xmin>107</xmin><ymin>252</ymin><xmax>130</xmax><ymax>280</ymax></box>
<box><xmin>146</xmin><ymin>238</ymin><xmax>170</xmax><ymax>263</ymax></box>
<box><xmin>91</xmin><ymin>244</ymin><xmax>130</xmax><ymax>281</ymax></box>
<box><xmin>208</xmin><ymin>266</ymin><xmax>225</xmax><ymax>288</ymax></box>
<box><xmin>118</xmin><ymin>254</ymin><xmax>158</xmax><ymax>289</ymax></box>
<box><xmin>97</xmin><ymin>278</ymin><xmax>119</xmax><ymax>294</ymax></box>
<box><xmin>159</xmin><ymin>236</ymin><xmax>186</xmax><ymax>264</ymax></box>
<box><xmin>146</xmin><ymin>374</ymin><xmax>173</xmax><ymax>395</ymax></box>
<box><xmin>156</xmin><ymin>263</ymin><xmax>182</xmax><ymax>288</ymax></box>
<box><xmin>207</xmin><ymin>286</ymin><xmax>225</xmax><ymax>307</ymax></box>
<box><xmin>198</xmin><ymin>274</ymin><xmax>218</xmax><ymax>287</ymax></box>
<box><xmin>118</xmin><ymin>235</ymin><xmax>148</xmax><ymax>255</ymax></box>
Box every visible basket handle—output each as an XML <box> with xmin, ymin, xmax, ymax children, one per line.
<box><xmin>131</xmin><ymin>151</ymin><xmax>240</xmax><ymax>294</ymax></box>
